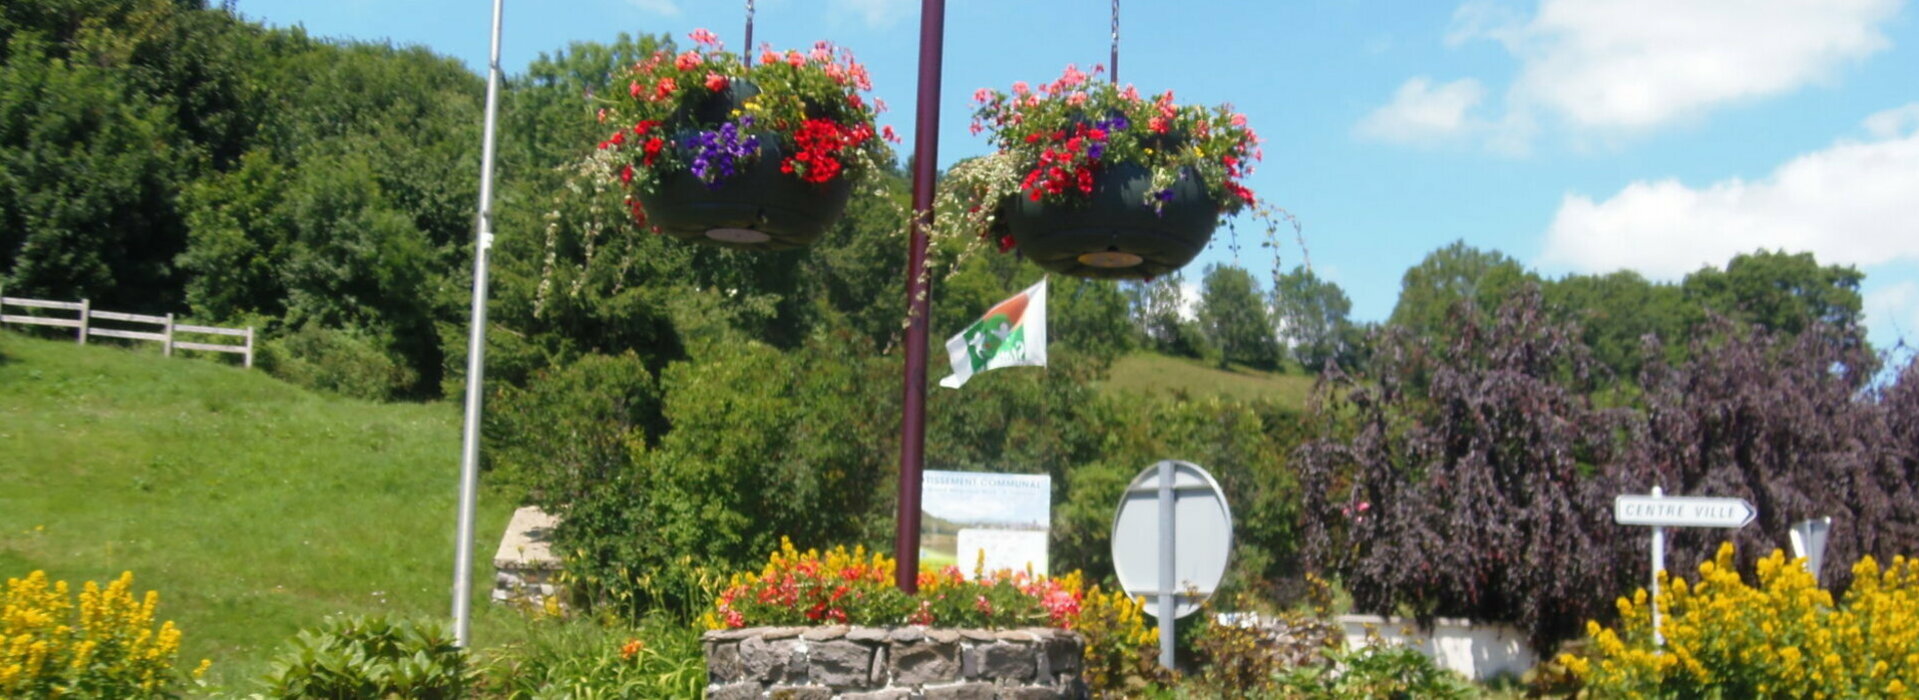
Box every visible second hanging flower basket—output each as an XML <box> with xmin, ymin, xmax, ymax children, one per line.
<box><xmin>949</xmin><ymin>65</ymin><xmax>1266</xmax><ymax>279</ymax></box>
<box><xmin>598</xmin><ymin>30</ymin><xmax>895</xmax><ymax>251</ymax></box>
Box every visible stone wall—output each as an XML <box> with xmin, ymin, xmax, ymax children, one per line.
<box><xmin>704</xmin><ymin>626</ymin><xmax>1087</xmax><ymax>699</ymax></box>
<box><xmin>491</xmin><ymin>506</ymin><xmax>563</xmax><ymax>609</ymax></box>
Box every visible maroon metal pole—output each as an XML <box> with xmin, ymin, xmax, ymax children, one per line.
<box><xmin>895</xmin><ymin>0</ymin><xmax>945</xmax><ymax>593</ymax></box>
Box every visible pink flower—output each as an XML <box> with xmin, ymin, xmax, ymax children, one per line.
<box><xmin>1121</xmin><ymin>85</ymin><xmax>1140</xmax><ymax>101</ymax></box>
<box><xmin>973</xmin><ymin>87</ymin><xmax>992</xmax><ymax>104</ymax></box>
<box><xmin>1066</xmin><ymin>92</ymin><xmax>1087</xmax><ymax>107</ymax></box>
<box><xmin>882</xmin><ymin>125</ymin><xmax>900</xmax><ymax>143</ymax></box>
<box><xmin>704</xmin><ymin>73</ymin><xmax>728</xmax><ymax>91</ymax></box>
<box><xmin>786</xmin><ymin>50</ymin><xmax>805</xmax><ymax>67</ymax></box>
<box><xmin>761</xmin><ymin>50</ymin><xmax>780</xmax><ymax>65</ymax></box>
<box><xmin>629</xmin><ymin>81</ymin><xmax>642</xmax><ymax>98</ymax></box>
<box><xmin>1231</xmin><ymin>112</ymin><xmax>1248</xmax><ymax>127</ymax></box>
<box><xmin>674</xmin><ymin>50</ymin><xmax>702</xmax><ymax>71</ymax></box>
<box><xmin>688</xmin><ymin>28</ymin><xmax>721</xmax><ymax>47</ymax></box>
<box><xmin>1012</xmin><ymin>81</ymin><xmax>1030</xmax><ymax>95</ymax></box>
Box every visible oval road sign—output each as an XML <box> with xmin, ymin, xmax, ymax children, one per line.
<box><xmin>1111</xmin><ymin>460</ymin><xmax>1233</xmax><ymax>619</ymax></box>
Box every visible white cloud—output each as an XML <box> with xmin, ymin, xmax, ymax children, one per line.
<box><xmin>1539</xmin><ymin>104</ymin><xmax>1919</xmax><ymax>280</ymax></box>
<box><xmin>828</xmin><ymin>0</ymin><xmax>909</xmax><ymax>29</ymax></box>
<box><xmin>1381</xmin><ymin>0</ymin><xmax>1900</xmax><ymax>148</ymax></box>
<box><xmin>1355</xmin><ymin>77</ymin><xmax>1487</xmax><ymax>143</ymax></box>
<box><xmin>1865</xmin><ymin>104</ymin><xmax>1919</xmax><ymax>139</ymax></box>
<box><xmin>625</xmin><ymin>0</ymin><xmax>681</xmax><ymax>17</ymax></box>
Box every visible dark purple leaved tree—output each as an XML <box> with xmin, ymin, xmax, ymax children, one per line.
<box><xmin>1298</xmin><ymin>288</ymin><xmax>1636</xmax><ymax>651</ymax></box>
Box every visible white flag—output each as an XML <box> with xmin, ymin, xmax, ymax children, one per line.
<box><xmin>939</xmin><ymin>279</ymin><xmax>1048</xmax><ymax>389</ymax></box>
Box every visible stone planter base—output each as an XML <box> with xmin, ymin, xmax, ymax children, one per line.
<box><xmin>703</xmin><ymin>626</ymin><xmax>1087</xmax><ymax>699</ymax></box>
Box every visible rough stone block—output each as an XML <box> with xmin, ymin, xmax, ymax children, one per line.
<box><xmin>978</xmin><ymin>642</ymin><xmax>1037</xmax><ymax>681</ymax></box>
<box><xmin>705</xmin><ymin>681</ymin><xmax>762</xmax><ymax>700</ymax></box>
<box><xmin>892</xmin><ymin>641</ymin><xmax>960</xmax><ymax>685</ymax></box>
<box><xmin>843</xmin><ymin>690</ymin><xmax>913</xmax><ymax>700</ymax></box>
<box><xmin>847</xmin><ymin>627</ymin><xmax>890</xmax><ymax>642</ymax></box>
<box><xmin>1042</xmin><ymin>636</ymin><xmax>1082</xmax><ymax>675</ymax></box>
<box><xmin>923</xmin><ymin>682</ymin><xmax>997</xmax><ymax>700</ymax></box>
<box><xmin>740</xmin><ymin>635</ymin><xmax>798</xmax><ymax>682</ymax></box>
<box><xmin>890</xmin><ymin>626</ymin><xmax>926</xmax><ymax>643</ymax></box>
<box><xmin>959</xmin><ymin>629</ymin><xmax>998</xmax><ymax>643</ymax></box>
<box><xmin>708</xmin><ymin>642</ymin><xmax>744</xmax><ymax>684</ymax></box>
<box><xmin>802</xmin><ymin>625</ymin><xmax>849</xmax><ymax>641</ymax></box>
<box><xmin>767</xmin><ymin>685</ymin><xmax>834</xmax><ymax>700</ymax></box>
<box><xmin>927</xmin><ymin>629</ymin><xmax>962</xmax><ymax>644</ymax></box>
<box><xmin>809</xmin><ymin>640</ymin><xmax>875</xmax><ymax>689</ymax></box>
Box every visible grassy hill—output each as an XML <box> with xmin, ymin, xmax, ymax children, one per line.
<box><xmin>1101</xmin><ymin>351</ymin><xmax>1320</xmax><ymax>408</ymax></box>
<box><xmin>0</xmin><ymin>330</ymin><xmax>519</xmax><ymax>686</ymax></box>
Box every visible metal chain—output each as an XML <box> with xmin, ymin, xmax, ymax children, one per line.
<box><xmin>1110</xmin><ymin>0</ymin><xmax>1120</xmax><ymax>84</ymax></box>
<box><xmin>743</xmin><ymin>0</ymin><xmax>756</xmax><ymax>66</ymax></box>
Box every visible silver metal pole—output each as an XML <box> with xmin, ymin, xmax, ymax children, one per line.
<box><xmin>1157</xmin><ymin>460</ymin><xmax>1176</xmax><ymax>670</ymax></box>
<box><xmin>1650</xmin><ymin>486</ymin><xmax>1664</xmax><ymax>647</ymax></box>
<box><xmin>452</xmin><ymin>0</ymin><xmax>506</xmax><ymax>649</ymax></box>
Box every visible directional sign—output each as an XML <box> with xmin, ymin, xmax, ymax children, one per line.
<box><xmin>1615</xmin><ymin>494</ymin><xmax>1756</xmax><ymax>529</ymax></box>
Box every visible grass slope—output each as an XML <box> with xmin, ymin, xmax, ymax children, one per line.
<box><xmin>1101</xmin><ymin>351</ymin><xmax>1318</xmax><ymax>407</ymax></box>
<box><xmin>0</xmin><ymin>331</ymin><xmax>516</xmax><ymax>686</ymax></box>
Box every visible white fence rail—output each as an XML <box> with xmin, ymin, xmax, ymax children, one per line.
<box><xmin>0</xmin><ymin>293</ymin><xmax>253</xmax><ymax>368</ymax></box>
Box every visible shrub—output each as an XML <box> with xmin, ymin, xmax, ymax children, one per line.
<box><xmin>0</xmin><ymin>570</ymin><xmax>207</xmax><ymax>698</ymax></box>
<box><xmin>1265</xmin><ymin>643</ymin><xmax>1475</xmax><ymax>699</ymax></box>
<box><xmin>260</xmin><ymin>615</ymin><xmax>472</xmax><ymax>699</ymax></box>
<box><xmin>1566</xmin><ymin>543</ymin><xmax>1919</xmax><ymax>698</ymax></box>
<box><xmin>476</xmin><ymin>614</ymin><xmax>703</xmax><ymax>699</ymax></box>
<box><xmin>258</xmin><ymin>323</ymin><xmax>416</xmax><ymax>401</ymax></box>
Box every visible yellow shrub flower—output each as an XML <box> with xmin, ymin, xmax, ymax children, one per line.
<box><xmin>0</xmin><ymin>571</ymin><xmax>197</xmax><ymax>697</ymax></box>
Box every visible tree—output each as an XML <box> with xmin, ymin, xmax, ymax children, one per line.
<box><xmin>1299</xmin><ymin>287</ymin><xmax>1635</xmax><ymax>651</ymax></box>
<box><xmin>1127</xmin><ymin>273</ymin><xmax>1210</xmax><ymax>360</ymax></box>
<box><xmin>1388</xmin><ymin>241</ymin><xmax>1536</xmax><ymax>344</ymax></box>
<box><xmin>1271</xmin><ymin>265</ymin><xmax>1359</xmax><ymax>373</ymax></box>
<box><xmin>1681</xmin><ymin>249</ymin><xmax>1865</xmax><ymax>344</ymax></box>
<box><xmin>1543</xmin><ymin>270</ymin><xmax>1688</xmax><ymax>382</ymax></box>
<box><xmin>1197</xmin><ymin>264</ymin><xmax>1279</xmax><ymax>370</ymax></box>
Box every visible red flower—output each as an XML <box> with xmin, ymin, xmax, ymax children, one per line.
<box><xmin>704</xmin><ymin>73</ymin><xmax>728</xmax><ymax>92</ymax></box>
<box><xmin>620</xmin><ymin>164</ymin><xmax>634</xmax><ymax>184</ymax></box>
<box><xmin>642</xmin><ymin>137</ymin><xmax>664</xmax><ymax>166</ymax></box>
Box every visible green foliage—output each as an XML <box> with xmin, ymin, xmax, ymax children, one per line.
<box><xmin>1681</xmin><ymin>249</ymin><xmax>1865</xmax><ymax>342</ymax></box>
<box><xmin>475</xmin><ymin>615</ymin><xmax>704</xmax><ymax>700</ymax></box>
<box><xmin>1388</xmin><ymin>240</ymin><xmax>1537</xmax><ymax>345</ymax></box>
<box><xmin>261</xmin><ymin>615</ymin><xmax>473</xmax><ymax>699</ymax></box>
<box><xmin>1270</xmin><ymin>265</ymin><xmax>1361</xmax><ymax>373</ymax></box>
<box><xmin>1265</xmin><ymin>644</ymin><xmax>1476</xmax><ymax>699</ymax></box>
<box><xmin>256</xmin><ymin>322</ymin><xmax>418</xmax><ymax>401</ymax></box>
<box><xmin>1542</xmin><ymin>269</ymin><xmax>1688</xmax><ymax>382</ymax></box>
<box><xmin>1128</xmin><ymin>273</ymin><xmax>1214</xmax><ymax>360</ymax></box>
<box><xmin>1197</xmin><ymin>264</ymin><xmax>1280</xmax><ymax>370</ymax></box>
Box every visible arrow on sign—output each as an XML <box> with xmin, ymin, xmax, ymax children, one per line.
<box><xmin>1615</xmin><ymin>494</ymin><xmax>1756</xmax><ymax>529</ymax></box>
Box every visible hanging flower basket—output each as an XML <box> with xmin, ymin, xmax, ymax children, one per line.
<box><xmin>597</xmin><ymin>29</ymin><xmax>895</xmax><ymax>251</ymax></box>
<box><xmin>949</xmin><ymin>65</ymin><xmax>1267</xmax><ymax>279</ymax></box>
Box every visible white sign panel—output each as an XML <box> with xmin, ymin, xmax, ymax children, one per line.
<box><xmin>1111</xmin><ymin>461</ymin><xmax>1233</xmax><ymax>619</ymax></box>
<box><xmin>921</xmin><ymin>470</ymin><xmax>1050</xmax><ymax>577</ymax></box>
<box><xmin>1615</xmin><ymin>494</ymin><xmax>1756</xmax><ymax>528</ymax></box>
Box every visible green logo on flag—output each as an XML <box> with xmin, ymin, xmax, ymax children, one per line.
<box><xmin>963</xmin><ymin>314</ymin><xmax>1024</xmax><ymax>371</ymax></box>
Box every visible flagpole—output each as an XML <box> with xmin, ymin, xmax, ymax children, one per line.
<box><xmin>896</xmin><ymin>0</ymin><xmax>945</xmax><ymax>593</ymax></box>
<box><xmin>451</xmin><ymin>0</ymin><xmax>506</xmax><ymax>648</ymax></box>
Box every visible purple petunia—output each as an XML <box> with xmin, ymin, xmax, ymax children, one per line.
<box><xmin>685</xmin><ymin>115</ymin><xmax>761</xmax><ymax>187</ymax></box>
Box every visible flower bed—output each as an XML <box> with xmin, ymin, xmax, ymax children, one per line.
<box><xmin>701</xmin><ymin>540</ymin><xmax>1157</xmax><ymax>698</ymax></box>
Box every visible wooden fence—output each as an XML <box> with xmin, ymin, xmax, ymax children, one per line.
<box><xmin>0</xmin><ymin>293</ymin><xmax>253</xmax><ymax>368</ymax></box>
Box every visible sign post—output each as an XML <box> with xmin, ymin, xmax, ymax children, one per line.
<box><xmin>1112</xmin><ymin>460</ymin><xmax>1233</xmax><ymax>670</ymax></box>
<box><xmin>1614</xmin><ymin>487</ymin><xmax>1756</xmax><ymax>646</ymax></box>
<box><xmin>1790</xmin><ymin>517</ymin><xmax>1832</xmax><ymax>586</ymax></box>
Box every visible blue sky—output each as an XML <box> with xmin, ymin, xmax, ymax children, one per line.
<box><xmin>235</xmin><ymin>0</ymin><xmax>1919</xmax><ymax>350</ymax></box>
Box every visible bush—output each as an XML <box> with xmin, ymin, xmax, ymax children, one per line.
<box><xmin>258</xmin><ymin>324</ymin><xmax>416</xmax><ymax>401</ymax></box>
<box><xmin>476</xmin><ymin>614</ymin><xmax>703</xmax><ymax>699</ymax></box>
<box><xmin>260</xmin><ymin>615</ymin><xmax>472</xmax><ymax>699</ymax></box>
<box><xmin>1266</xmin><ymin>644</ymin><xmax>1475</xmax><ymax>699</ymax></box>
<box><xmin>1566</xmin><ymin>543</ymin><xmax>1919</xmax><ymax>697</ymax></box>
<box><xmin>0</xmin><ymin>570</ymin><xmax>207</xmax><ymax>698</ymax></box>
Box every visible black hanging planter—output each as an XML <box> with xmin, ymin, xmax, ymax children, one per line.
<box><xmin>1002</xmin><ymin>163</ymin><xmax>1218</xmax><ymax>279</ymax></box>
<box><xmin>637</xmin><ymin>79</ymin><xmax>854</xmax><ymax>251</ymax></box>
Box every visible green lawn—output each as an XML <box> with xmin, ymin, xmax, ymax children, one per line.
<box><xmin>1101</xmin><ymin>351</ymin><xmax>1320</xmax><ymax>408</ymax></box>
<box><xmin>0</xmin><ymin>330</ymin><xmax>523</xmax><ymax>687</ymax></box>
